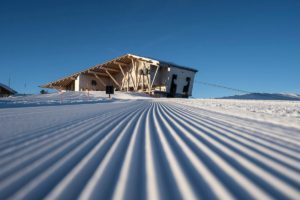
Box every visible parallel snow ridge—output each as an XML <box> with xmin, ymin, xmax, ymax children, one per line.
<box><xmin>0</xmin><ymin>101</ymin><xmax>299</xmax><ymax>200</ymax></box>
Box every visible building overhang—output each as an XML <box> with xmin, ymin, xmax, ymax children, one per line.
<box><xmin>40</xmin><ymin>54</ymin><xmax>197</xmax><ymax>89</ymax></box>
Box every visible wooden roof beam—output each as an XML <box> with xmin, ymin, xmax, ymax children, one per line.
<box><xmin>113</xmin><ymin>61</ymin><xmax>129</xmax><ymax>66</ymax></box>
<box><xmin>100</xmin><ymin>67</ymin><xmax>120</xmax><ymax>73</ymax></box>
<box><xmin>88</xmin><ymin>70</ymin><xmax>109</xmax><ymax>76</ymax></box>
<box><xmin>91</xmin><ymin>73</ymin><xmax>106</xmax><ymax>87</ymax></box>
<box><xmin>105</xmin><ymin>69</ymin><xmax>120</xmax><ymax>88</ymax></box>
<box><xmin>118</xmin><ymin>64</ymin><xmax>125</xmax><ymax>77</ymax></box>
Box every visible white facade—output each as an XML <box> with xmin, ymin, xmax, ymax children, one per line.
<box><xmin>75</xmin><ymin>74</ymin><xmax>110</xmax><ymax>91</ymax></box>
<box><xmin>165</xmin><ymin>66</ymin><xmax>196</xmax><ymax>97</ymax></box>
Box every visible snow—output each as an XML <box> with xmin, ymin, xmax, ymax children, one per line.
<box><xmin>0</xmin><ymin>92</ymin><xmax>299</xmax><ymax>199</ymax></box>
<box><xmin>0</xmin><ymin>91</ymin><xmax>152</xmax><ymax>108</ymax></box>
<box><xmin>172</xmin><ymin>98</ymin><xmax>300</xmax><ymax>129</ymax></box>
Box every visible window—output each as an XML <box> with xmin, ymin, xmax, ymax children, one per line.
<box><xmin>91</xmin><ymin>80</ymin><xmax>97</xmax><ymax>86</ymax></box>
<box><xmin>183</xmin><ymin>77</ymin><xmax>191</xmax><ymax>97</ymax></box>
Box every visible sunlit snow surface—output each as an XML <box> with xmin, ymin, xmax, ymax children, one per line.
<box><xmin>0</xmin><ymin>92</ymin><xmax>299</xmax><ymax>199</ymax></box>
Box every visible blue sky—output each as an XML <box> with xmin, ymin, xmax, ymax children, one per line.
<box><xmin>0</xmin><ymin>0</ymin><xmax>299</xmax><ymax>98</ymax></box>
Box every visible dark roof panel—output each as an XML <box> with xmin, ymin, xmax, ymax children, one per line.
<box><xmin>138</xmin><ymin>55</ymin><xmax>198</xmax><ymax>72</ymax></box>
<box><xmin>0</xmin><ymin>83</ymin><xmax>17</xmax><ymax>94</ymax></box>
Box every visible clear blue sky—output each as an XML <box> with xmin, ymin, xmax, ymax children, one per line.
<box><xmin>0</xmin><ymin>0</ymin><xmax>299</xmax><ymax>98</ymax></box>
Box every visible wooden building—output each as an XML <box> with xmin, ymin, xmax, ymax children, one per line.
<box><xmin>41</xmin><ymin>54</ymin><xmax>197</xmax><ymax>97</ymax></box>
<box><xmin>0</xmin><ymin>83</ymin><xmax>17</xmax><ymax>97</ymax></box>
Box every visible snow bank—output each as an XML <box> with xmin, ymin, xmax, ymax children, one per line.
<box><xmin>170</xmin><ymin>98</ymin><xmax>300</xmax><ymax>129</ymax></box>
<box><xmin>219</xmin><ymin>93</ymin><xmax>300</xmax><ymax>101</ymax></box>
<box><xmin>0</xmin><ymin>91</ymin><xmax>152</xmax><ymax>108</ymax></box>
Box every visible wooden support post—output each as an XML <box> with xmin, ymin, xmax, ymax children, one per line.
<box><xmin>150</xmin><ymin>65</ymin><xmax>159</xmax><ymax>90</ymax></box>
<box><xmin>127</xmin><ymin>72</ymin><xmax>129</xmax><ymax>91</ymax></box>
<box><xmin>122</xmin><ymin>76</ymin><xmax>128</xmax><ymax>91</ymax></box>
<box><xmin>129</xmin><ymin>71</ymin><xmax>136</xmax><ymax>90</ymax></box>
<box><xmin>142</xmin><ymin>75</ymin><xmax>144</xmax><ymax>91</ymax></box>
<box><xmin>142</xmin><ymin>62</ymin><xmax>146</xmax><ymax>91</ymax></box>
<box><xmin>147</xmin><ymin>74</ymin><xmax>151</xmax><ymax>94</ymax></box>
<box><xmin>120</xmin><ymin>80</ymin><xmax>124</xmax><ymax>90</ymax></box>
<box><xmin>120</xmin><ymin>71</ymin><xmax>127</xmax><ymax>91</ymax></box>
<box><xmin>131</xmin><ymin>59</ymin><xmax>138</xmax><ymax>91</ymax></box>
<box><xmin>118</xmin><ymin>64</ymin><xmax>125</xmax><ymax>77</ymax></box>
<box><xmin>136</xmin><ymin>74</ymin><xmax>141</xmax><ymax>90</ymax></box>
<box><xmin>105</xmin><ymin>70</ymin><xmax>120</xmax><ymax>88</ymax></box>
<box><xmin>127</xmin><ymin>66</ymin><xmax>136</xmax><ymax>90</ymax></box>
<box><xmin>118</xmin><ymin>64</ymin><xmax>125</xmax><ymax>90</ymax></box>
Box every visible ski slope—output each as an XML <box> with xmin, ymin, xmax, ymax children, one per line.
<box><xmin>0</xmin><ymin>94</ymin><xmax>299</xmax><ymax>199</ymax></box>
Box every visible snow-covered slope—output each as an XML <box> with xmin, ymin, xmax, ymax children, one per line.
<box><xmin>219</xmin><ymin>92</ymin><xmax>300</xmax><ymax>101</ymax></box>
<box><xmin>0</xmin><ymin>93</ymin><xmax>299</xmax><ymax>199</ymax></box>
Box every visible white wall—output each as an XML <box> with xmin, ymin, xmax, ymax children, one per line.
<box><xmin>75</xmin><ymin>74</ymin><xmax>109</xmax><ymax>91</ymax></box>
<box><xmin>166</xmin><ymin>67</ymin><xmax>196</xmax><ymax>96</ymax></box>
<box><xmin>75</xmin><ymin>76</ymin><xmax>80</xmax><ymax>91</ymax></box>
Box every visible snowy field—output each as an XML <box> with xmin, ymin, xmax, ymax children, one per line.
<box><xmin>0</xmin><ymin>92</ymin><xmax>299</xmax><ymax>199</ymax></box>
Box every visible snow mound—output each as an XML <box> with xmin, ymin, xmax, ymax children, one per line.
<box><xmin>170</xmin><ymin>98</ymin><xmax>300</xmax><ymax>129</ymax></box>
<box><xmin>0</xmin><ymin>91</ymin><xmax>152</xmax><ymax>108</ymax></box>
<box><xmin>219</xmin><ymin>93</ymin><xmax>300</xmax><ymax>101</ymax></box>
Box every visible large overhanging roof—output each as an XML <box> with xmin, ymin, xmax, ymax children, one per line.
<box><xmin>40</xmin><ymin>54</ymin><xmax>197</xmax><ymax>89</ymax></box>
<box><xmin>0</xmin><ymin>83</ymin><xmax>17</xmax><ymax>94</ymax></box>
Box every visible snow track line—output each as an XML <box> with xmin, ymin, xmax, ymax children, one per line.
<box><xmin>144</xmin><ymin>104</ymin><xmax>160</xmax><ymax>200</ymax></box>
<box><xmin>78</xmin><ymin>103</ymin><xmax>151</xmax><ymax>200</ymax></box>
<box><xmin>151</xmin><ymin>104</ymin><xmax>198</xmax><ymax>200</ymax></box>
<box><xmin>0</xmin><ymin>100</ymin><xmax>299</xmax><ymax>200</ymax></box>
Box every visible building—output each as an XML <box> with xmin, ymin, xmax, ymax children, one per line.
<box><xmin>41</xmin><ymin>54</ymin><xmax>198</xmax><ymax>97</ymax></box>
<box><xmin>0</xmin><ymin>83</ymin><xmax>17</xmax><ymax>97</ymax></box>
